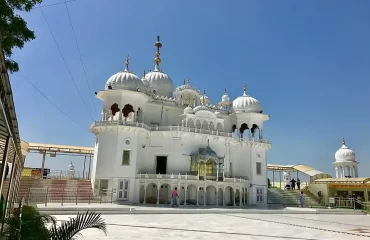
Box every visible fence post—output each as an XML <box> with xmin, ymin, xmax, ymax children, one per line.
<box><xmin>75</xmin><ymin>189</ymin><xmax>78</xmax><ymax>205</ymax></box>
<box><xmin>45</xmin><ymin>188</ymin><xmax>48</xmax><ymax>207</ymax></box>
<box><xmin>61</xmin><ymin>188</ymin><xmax>64</xmax><ymax>206</ymax></box>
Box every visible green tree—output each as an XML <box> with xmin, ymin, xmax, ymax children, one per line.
<box><xmin>0</xmin><ymin>0</ymin><xmax>42</xmax><ymax>73</ymax></box>
<box><xmin>2</xmin><ymin>206</ymin><xmax>107</xmax><ymax>240</ymax></box>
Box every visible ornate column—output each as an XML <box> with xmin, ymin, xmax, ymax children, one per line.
<box><xmin>341</xmin><ymin>166</ymin><xmax>345</xmax><ymax>178</ymax></box>
<box><xmin>233</xmin><ymin>190</ymin><xmax>236</xmax><ymax>206</ymax></box>
<box><xmin>335</xmin><ymin>167</ymin><xmax>339</xmax><ymax>178</ymax></box>
<box><xmin>216</xmin><ymin>190</ymin><xmax>218</xmax><ymax>206</ymax></box>
<box><xmin>239</xmin><ymin>188</ymin><xmax>242</xmax><ymax>206</ymax></box>
<box><xmin>156</xmin><ymin>185</ymin><xmax>160</xmax><ymax>205</ymax></box>
<box><xmin>216</xmin><ymin>163</ymin><xmax>219</xmax><ymax>181</ymax></box>
<box><xmin>243</xmin><ymin>188</ymin><xmax>246</xmax><ymax>206</ymax></box>
<box><xmin>196</xmin><ymin>187</ymin><xmax>199</xmax><ymax>205</ymax></box>
<box><xmin>354</xmin><ymin>166</ymin><xmax>358</xmax><ymax>178</ymax></box>
<box><xmin>223</xmin><ymin>187</ymin><xmax>226</xmax><ymax>206</ymax></box>
<box><xmin>259</xmin><ymin>128</ymin><xmax>263</xmax><ymax>139</ymax></box>
<box><xmin>184</xmin><ymin>187</ymin><xmax>187</xmax><ymax>206</ymax></box>
<box><xmin>143</xmin><ymin>185</ymin><xmax>147</xmax><ymax>204</ymax></box>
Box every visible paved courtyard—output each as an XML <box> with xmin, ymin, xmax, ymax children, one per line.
<box><xmin>54</xmin><ymin>213</ymin><xmax>370</xmax><ymax>240</ymax></box>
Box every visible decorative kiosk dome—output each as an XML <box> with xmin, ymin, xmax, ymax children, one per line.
<box><xmin>184</xmin><ymin>106</ymin><xmax>194</xmax><ymax>114</ymax></box>
<box><xmin>221</xmin><ymin>88</ymin><xmax>230</xmax><ymax>103</ymax></box>
<box><xmin>105</xmin><ymin>56</ymin><xmax>144</xmax><ymax>91</ymax></box>
<box><xmin>233</xmin><ymin>83</ymin><xmax>262</xmax><ymax>113</ymax></box>
<box><xmin>145</xmin><ymin>36</ymin><xmax>174</xmax><ymax>97</ymax></box>
<box><xmin>200</xmin><ymin>89</ymin><xmax>210</xmax><ymax>105</ymax></box>
<box><xmin>335</xmin><ymin>138</ymin><xmax>356</xmax><ymax>162</ymax></box>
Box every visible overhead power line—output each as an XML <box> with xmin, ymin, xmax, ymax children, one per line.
<box><xmin>65</xmin><ymin>2</ymin><xmax>98</xmax><ymax>115</ymax></box>
<box><xmin>19</xmin><ymin>72</ymin><xmax>89</xmax><ymax>132</ymax></box>
<box><xmin>40</xmin><ymin>8</ymin><xmax>94</xmax><ymax>121</ymax></box>
<box><xmin>35</xmin><ymin>0</ymin><xmax>77</xmax><ymax>9</ymax></box>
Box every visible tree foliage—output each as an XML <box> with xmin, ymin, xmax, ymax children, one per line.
<box><xmin>0</xmin><ymin>0</ymin><xmax>42</xmax><ymax>72</ymax></box>
<box><xmin>1</xmin><ymin>206</ymin><xmax>107</xmax><ymax>240</ymax></box>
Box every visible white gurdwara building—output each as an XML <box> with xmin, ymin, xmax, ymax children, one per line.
<box><xmin>90</xmin><ymin>36</ymin><xmax>272</xmax><ymax>206</ymax></box>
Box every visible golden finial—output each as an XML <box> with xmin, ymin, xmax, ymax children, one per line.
<box><xmin>125</xmin><ymin>55</ymin><xmax>130</xmax><ymax>71</ymax></box>
<box><xmin>143</xmin><ymin>70</ymin><xmax>146</xmax><ymax>78</ymax></box>
<box><xmin>224</xmin><ymin>88</ymin><xmax>227</xmax><ymax>94</ymax></box>
<box><xmin>342</xmin><ymin>137</ymin><xmax>346</xmax><ymax>145</ymax></box>
<box><xmin>243</xmin><ymin>82</ymin><xmax>246</xmax><ymax>92</ymax></box>
<box><xmin>154</xmin><ymin>36</ymin><xmax>162</xmax><ymax>67</ymax></box>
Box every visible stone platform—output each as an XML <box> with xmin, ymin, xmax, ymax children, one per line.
<box><xmin>53</xmin><ymin>213</ymin><xmax>370</xmax><ymax>239</ymax></box>
<box><xmin>35</xmin><ymin>203</ymin><xmax>365</xmax><ymax>215</ymax></box>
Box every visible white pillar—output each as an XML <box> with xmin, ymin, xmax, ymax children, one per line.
<box><xmin>184</xmin><ymin>188</ymin><xmax>187</xmax><ymax>206</ymax></box>
<box><xmin>216</xmin><ymin>164</ymin><xmax>219</xmax><ymax>181</ymax></box>
<box><xmin>143</xmin><ymin>186</ymin><xmax>147</xmax><ymax>204</ymax></box>
<box><xmin>239</xmin><ymin>188</ymin><xmax>242</xmax><ymax>206</ymax></box>
<box><xmin>156</xmin><ymin>187</ymin><xmax>160</xmax><ymax>205</ymax></box>
<box><xmin>341</xmin><ymin>166</ymin><xmax>345</xmax><ymax>178</ymax></box>
<box><xmin>204</xmin><ymin>190</ymin><xmax>207</xmax><ymax>206</ymax></box>
<box><xmin>196</xmin><ymin>188</ymin><xmax>199</xmax><ymax>205</ymax></box>
<box><xmin>355</xmin><ymin>166</ymin><xmax>359</xmax><ymax>177</ymax></box>
<box><xmin>216</xmin><ymin>190</ymin><xmax>218</xmax><ymax>206</ymax></box>
<box><xmin>335</xmin><ymin>167</ymin><xmax>339</xmax><ymax>178</ymax></box>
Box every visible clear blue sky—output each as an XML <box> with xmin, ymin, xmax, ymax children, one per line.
<box><xmin>10</xmin><ymin>0</ymin><xmax>370</xmax><ymax>177</ymax></box>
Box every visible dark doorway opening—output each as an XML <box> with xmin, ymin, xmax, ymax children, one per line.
<box><xmin>156</xmin><ymin>156</ymin><xmax>167</xmax><ymax>174</ymax></box>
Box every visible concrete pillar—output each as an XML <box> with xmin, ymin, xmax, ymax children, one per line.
<box><xmin>83</xmin><ymin>155</ymin><xmax>87</xmax><ymax>179</ymax></box>
<box><xmin>335</xmin><ymin>167</ymin><xmax>339</xmax><ymax>178</ymax></box>
<box><xmin>40</xmin><ymin>152</ymin><xmax>46</xmax><ymax>179</ymax></box>
<box><xmin>156</xmin><ymin>187</ymin><xmax>160</xmax><ymax>205</ymax></box>
<box><xmin>233</xmin><ymin>189</ymin><xmax>236</xmax><ymax>206</ymax></box>
<box><xmin>239</xmin><ymin>189</ymin><xmax>242</xmax><ymax>206</ymax></box>
<box><xmin>341</xmin><ymin>166</ymin><xmax>345</xmax><ymax>178</ymax></box>
<box><xmin>184</xmin><ymin>189</ymin><xmax>187</xmax><ymax>206</ymax></box>
<box><xmin>196</xmin><ymin>188</ymin><xmax>199</xmax><ymax>205</ymax></box>
<box><xmin>216</xmin><ymin>190</ymin><xmax>218</xmax><ymax>206</ymax></box>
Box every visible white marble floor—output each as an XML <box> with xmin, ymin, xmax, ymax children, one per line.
<box><xmin>54</xmin><ymin>214</ymin><xmax>370</xmax><ymax>240</ymax></box>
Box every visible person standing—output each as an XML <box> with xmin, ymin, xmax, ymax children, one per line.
<box><xmin>291</xmin><ymin>178</ymin><xmax>296</xmax><ymax>190</ymax></box>
<box><xmin>297</xmin><ymin>178</ymin><xmax>301</xmax><ymax>190</ymax></box>
<box><xmin>300</xmin><ymin>191</ymin><xmax>305</xmax><ymax>207</ymax></box>
<box><xmin>170</xmin><ymin>187</ymin><xmax>179</xmax><ymax>207</ymax></box>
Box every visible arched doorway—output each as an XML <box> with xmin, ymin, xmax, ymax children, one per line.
<box><xmin>159</xmin><ymin>183</ymin><xmax>171</xmax><ymax>204</ymax></box>
<box><xmin>225</xmin><ymin>186</ymin><xmax>234</xmax><ymax>206</ymax></box>
<box><xmin>206</xmin><ymin>185</ymin><xmax>217</xmax><ymax>205</ymax></box>
<box><xmin>251</xmin><ymin>124</ymin><xmax>259</xmax><ymax>138</ymax></box>
<box><xmin>186</xmin><ymin>184</ymin><xmax>197</xmax><ymax>205</ymax></box>
<box><xmin>139</xmin><ymin>185</ymin><xmax>145</xmax><ymax>203</ymax></box>
<box><xmin>239</xmin><ymin>123</ymin><xmax>249</xmax><ymax>139</ymax></box>
<box><xmin>145</xmin><ymin>183</ymin><xmax>158</xmax><ymax>204</ymax></box>
<box><xmin>122</xmin><ymin>104</ymin><xmax>134</xmax><ymax>121</ymax></box>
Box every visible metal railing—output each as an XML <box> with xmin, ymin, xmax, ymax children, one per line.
<box><xmin>92</xmin><ymin>120</ymin><xmax>271</xmax><ymax>144</ymax></box>
<box><xmin>25</xmin><ymin>188</ymin><xmax>115</xmax><ymax>206</ymax></box>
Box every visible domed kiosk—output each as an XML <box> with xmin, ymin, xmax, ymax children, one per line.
<box><xmin>333</xmin><ymin>138</ymin><xmax>359</xmax><ymax>178</ymax></box>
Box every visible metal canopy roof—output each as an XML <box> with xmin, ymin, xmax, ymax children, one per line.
<box><xmin>0</xmin><ymin>36</ymin><xmax>22</xmax><ymax>164</ymax></box>
<box><xmin>267</xmin><ymin>164</ymin><xmax>332</xmax><ymax>179</ymax></box>
<box><xmin>27</xmin><ymin>142</ymin><xmax>94</xmax><ymax>156</ymax></box>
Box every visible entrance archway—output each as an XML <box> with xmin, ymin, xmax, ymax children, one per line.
<box><xmin>159</xmin><ymin>183</ymin><xmax>171</xmax><ymax>204</ymax></box>
<box><xmin>145</xmin><ymin>183</ymin><xmax>158</xmax><ymax>204</ymax></box>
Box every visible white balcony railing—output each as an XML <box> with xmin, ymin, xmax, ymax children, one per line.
<box><xmin>137</xmin><ymin>173</ymin><xmax>248</xmax><ymax>183</ymax></box>
<box><xmin>92</xmin><ymin>120</ymin><xmax>271</xmax><ymax>144</ymax></box>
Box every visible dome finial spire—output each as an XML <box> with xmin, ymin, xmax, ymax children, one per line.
<box><xmin>243</xmin><ymin>82</ymin><xmax>247</xmax><ymax>95</ymax></box>
<box><xmin>154</xmin><ymin>36</ymin><xmax>162</xmax><ymax>70</ymax></box>
<box><xmin>187</xmin><ymin>78</ymin><xmax>190</xmax><ymax>85</ymax></box>
<box><xmin>143</xmin><ymin>70</ymin><xmax>146</xmax><ymax>78</ymax></box>
<box><xmin>125</xmin><ymin>55</ymin><xmax>129</xmax><ymax>72</ymax></box>
<box><xmin>224</xmin><ymin>88</ymin><xmax>227</xmax><ymax>94</ymax></box>
<box><xmin>342</xmin><ymin>137</ymin><xmax>346</xmax><ymax>145</ymax></box>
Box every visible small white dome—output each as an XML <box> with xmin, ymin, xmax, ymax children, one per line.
<box><xmin>221</xmin><ymin>88</ymin><xmax>230</xmax><ymax>103</ymax></box>
<box><xmin>145</xmin><ymin>66</ymin><xmax>174</xmax><ymax>97</ymax></box>
<box><xmin>105</xmin><ymin>69</ymin><xmax>144</xmax><ymax>91</ymax></box>
<box><xmin>184</xmin><ymin>106</ymin><xmax>193</xmax><ymax>114</ymax></box>
<box><xmin>335</xmin><ymin>139</ymin><xmax>356</xmax><ymax>162</ymax></box>
<box><xmin>233</xmin><ymin>85</ymin><xmax>262</xmax><ymax>113</ymax></box>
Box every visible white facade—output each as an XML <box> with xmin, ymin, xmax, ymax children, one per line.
<box><xmin>333</xmin><ymin>138</ymin><xmax>359</xmax><ymax>178</ymax></box>
<box><xmin>90</xmin><ymin>36</ymin><xmax>272</xmax><ymax>206</ymax></box>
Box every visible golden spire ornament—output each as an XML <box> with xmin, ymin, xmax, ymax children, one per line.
<box><xmin>224</xmin><ymin>88</ymin><xmax>227</xmax><ymax>94</ymax></box>
<box><xmin>154</xmin><ymin>36</ymin><xmax>162</xmax><ymax>69</ymax></box>
<box><xmin>125</xmin><ymin>55</ymin><xmax>130</xmax><ymax>72</ymax></box>
<box><xmin>143</xmin><ymin>70</ymin><xmax>146</xmax><ymax>78</ymax></box>
<box><xmin>342</xmin><ymin>137</ymin><xmax>346</xmax><ymax>145</ymax></box>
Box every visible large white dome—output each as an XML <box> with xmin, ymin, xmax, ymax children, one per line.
<box><xmin>145</xmin><ymin>66</ymin><xmax>174</xmax><ymax>97</ymax></box>
<box><xmin>335</xmin><ymin>139</ymin><xmax>356</xmax><ymax>162</ymax></box>
<box><xmin>233</xmin><ymin>88</ymin><xmax>262</xmax><ymax>113</ymax></box>
<box><xmin>105</xmin><ymin>58</ymin><xmax>144</xmax><ymax>91</ymax></box>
